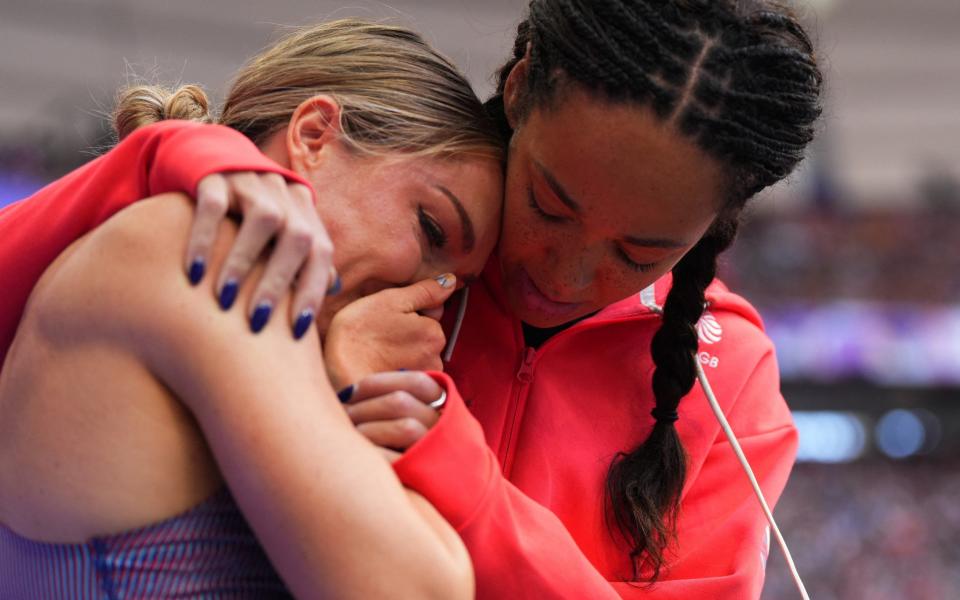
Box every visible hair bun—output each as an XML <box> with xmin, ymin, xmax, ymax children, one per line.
<box><xmin>112</xmin><ymin>83</ymin><xmax>213</xmax><ymax>141</ymax></box>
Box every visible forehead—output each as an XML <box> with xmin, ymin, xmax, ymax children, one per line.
<box><xmin>520</xmin><ymin>88</ymin><xmax>725</xmax><ymax>236</ymax></box>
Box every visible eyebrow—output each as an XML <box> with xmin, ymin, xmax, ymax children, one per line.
<box><xmin>434</xmin><ymin>185</ymin><xmax>475</xmax><ymax>254</ymax></box>
<box><xmin>622</xmin><ymin>235</ymin><xmax>688</xmax><ymax>249</ymax></box>
<box><xmin>535</xmin><ymin>161</ymin><xmax>583</xmax><ymax>214</ymax></box>
<box><xmin>535</xmin><ymin>161</ymin><xmax>687</xmax><ymax>250</ymax></box>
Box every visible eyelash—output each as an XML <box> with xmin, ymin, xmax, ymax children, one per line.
<box><xmin>418</xmin><ymin>207</ymin><xmax>448</xmax><ymax>249</ymax></box>
<box><xmin>617</xmin><ymin>248</ymin><xmax>657</xmax><ymax>273</ymax></box>
<box><xmin>528</xmin><ymin>186</ymin><xmax>656</xmax><ymax>274</ymax></box>
<box><xmin>527</xmin><ymin>187</ymin><xmax>567</xmax><ymax>223</ymax></box>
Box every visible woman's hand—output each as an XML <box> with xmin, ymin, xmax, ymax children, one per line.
<box><xmin>324</xmin><ymin>275</ymin><xmax>458</xmax><ymax>389</ymax></box>
<box><xmin>341</xmin><ymin>371</ymin><xmax>447</xmax><ymax>462</ymax></box>
<box><xmin>186</xmin><ymin>172</ymin><xmax>335</xmax><ymax>338</ymax></box>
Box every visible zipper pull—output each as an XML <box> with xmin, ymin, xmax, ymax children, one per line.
<box><xmin>516</xmin><ymin>347</ymin><xmax>536</xmax><ymax>383</ymax></box>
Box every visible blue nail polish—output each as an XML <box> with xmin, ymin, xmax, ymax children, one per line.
<box><xmin>293</xmin><ymin>309</ymin><xmax>314</xmax><ymax>340</ymax></box>
<box><xmin>188</xmin><ymin>258</ymin><xmax>205</xmax><ymax>286</ymax></box>
<box><xmin>326</xmin><ymin>274</ymin><xmax>342</xmax><ymax>296</ymax></box>
<box><xmin>398</xmin><ymin>368</ymin><xmax>407</xmax><ymax>372</ymax></box>
<box><xmin>219</xmin><ymin>280</ymin><xmax>239</xmax><ymax>310</ymax></box>
<box><xmin>250</xmin><ymin>302</ymin><xmax>272</xmax><ymax>333</ymax></box>
<box><xmin>337</xmin><ymin>385</ymin><xmax>354</xmax><ymax>404</ymax></box>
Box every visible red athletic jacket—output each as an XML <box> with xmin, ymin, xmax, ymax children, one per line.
<box><xmin>394</xmin><ymin>262</ymin><xmax>798</xmax><ymax>599</ymax></box>
<box><xmin>0</xmin><ymin>120</ymin><xmax>307</xmax><ymax>371</ymax></box>
<box><xmin>0</xmin><ymin>120</ymin><xmax>797</xmax><ymax>598</ymax></box>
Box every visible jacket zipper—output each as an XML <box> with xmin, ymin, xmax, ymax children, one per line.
<box><xmin>499</xmin><ymin>347</ymin><xmax>537</xmax><ymax>474</ymax></box>
<box><xmin>496</xmin><ymin>314</ymin><xmax>661</xmax><ymax>475</ymax></box>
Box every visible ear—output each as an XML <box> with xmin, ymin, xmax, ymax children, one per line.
<box><xmin>503</xmin><ymin>44</ymin><xmax>531</xmax><ymax>129</ymax></box>
<box><xmin>286</xmin><ymin>95</ymin><xmax>343</xmax><ymax>174</ymax></box>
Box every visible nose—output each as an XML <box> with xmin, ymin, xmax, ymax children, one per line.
<box><xmin>544</xmin><ymin>242</ymin><xmax>603</xmax><ymax>299</ymax></box>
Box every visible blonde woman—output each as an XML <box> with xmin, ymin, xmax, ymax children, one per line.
<box><xmin>0</xmin><ymin>20</ymin><xmax>504</xmax><ymax>599</ymax></box>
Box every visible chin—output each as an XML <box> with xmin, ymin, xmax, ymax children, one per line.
<box><xmin>505</xmin><ymin>292</ymin><xmax>587</xmax><ymax>329</ymax></box>
<box><xmin>501</xmin><ymin>261</ymin><xmax>592</xmax><ymax>329</ymax></box>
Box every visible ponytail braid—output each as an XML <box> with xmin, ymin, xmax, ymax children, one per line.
<box><xmin>494</xmin><ymin>0</ymin><xmax>822</xmax><ymax>580</ymax></box>
<box><xmin>606</xmin><ymin>217</ymin><xmax>740</xmax><ymax>580</ymax></box>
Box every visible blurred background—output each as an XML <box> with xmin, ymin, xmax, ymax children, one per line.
<box><xmin>1</xmin><ymin>0</ymin><xmax>957</xmax><ymax>598</ymax></box>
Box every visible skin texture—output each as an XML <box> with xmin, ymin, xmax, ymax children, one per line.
<box><xmin>260</xmin><ymin>96</ymin><xmax>503</xmax><ymax>334</ymax></box>
<box><xmin>0</xmin><ymin>195</ymin><xmax>473</xmax><ymax>600</ymax></box>
<box><xmin>0</xmin><ymin>97</ymin><xmax>501</xmax><ymax>599</ymax></box>
<box><xmin>498</xmin><ymin>61</ymin><xmax>726</xmax><ymax>328</ymax></box>
<box><xmin>323</xmin><ymin>60</ymin><xmax>730</xmax><ymax>450</ymax></box>
<box><xmin>325</xmin><ymin>275</ymin><xmax>458</xmax><ymax>389</ymax></box>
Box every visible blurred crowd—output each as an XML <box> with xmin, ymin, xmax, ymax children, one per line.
<box><xmin>762</xmin><ymin>459</ymin><xmax>960</xmax><ymax>599</ymax></box>
<box><xmin>4</xmin><ymin>134</ymin><xmax>960</xmax><ymax>600</ymax></box>
<box><xmin>723</xmin><ymin>206</ymin><xmax>960</xmax><ymax>307</ymax></box>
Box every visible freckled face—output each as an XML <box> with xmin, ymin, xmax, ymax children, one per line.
<box><xmin>308</xmin><ymin>148</ymin><xmax>503</xmax><ymax>333</ymax></box>
<box><xmin>499</xmin><ymin>87</ymin><xmax>726</xmax><ymax>328</ymax></box>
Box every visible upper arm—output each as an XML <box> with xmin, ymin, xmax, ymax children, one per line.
<box><xmin>38</xmin><ymin>194</ymin><xmax>470</xmax><ymax>599</ymax></box>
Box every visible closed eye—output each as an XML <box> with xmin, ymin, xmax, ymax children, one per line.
<box><xmin>527</xmin><ymin>186</ymin><xmax>567</xmax><ymax>223</ymax></box>
<box><xmin>418</xmin><ymin>206</ymin><xmax>448</xmax><ymax>249</ymax></box>
<box><xmin>616</xmin><ymin>247</ymin><xmax>657</xmax><ymax>273</ymax></box>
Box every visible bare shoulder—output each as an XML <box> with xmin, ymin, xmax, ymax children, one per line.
<box><xmin>27</xmin><ymin>193</ymin><xmax>206</xmax><ymax>340</ymax></box>
<box><xmin>29</xmin><ymin>192</ymin><xmax>320</xmax><ymax>377</ymax></box>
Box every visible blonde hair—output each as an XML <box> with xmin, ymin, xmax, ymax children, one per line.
<box><xmin>112</xmin><ymin>19</ymin><xmax>504</xmax><ymax>161</ymax></box>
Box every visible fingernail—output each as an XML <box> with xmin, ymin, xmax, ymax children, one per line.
<box><xmin>188</xmin><ymin>258</ymin><xmax>205</xmax><ymax>286</ymax></box>
<box><xmin>293</xmin><ymin>309</ymin><xmax>314</xmax><ymax>340</ymax></box>
<box><xmin>434</xmin><ymin>273</ymin><xmax>454</xmax><ymax>289</ymax></box>
<box><xmin>337</xmin><ymin>385</ymin><xmax>354</xmax><ymax>404</ymax></box>
<box><xmin>326</xmin><ymin>274</ymin><xmax>342</xmax><ymax>296</ymax></box>
<box><xmin>250</xmin><ymin>302</ymin><xmax>272</xmax><ymax>333</ymax></box>
<box><xmin>219</xmin><ymin>280</ymin><xmax>239</xmax><ymax>310</ymax></box>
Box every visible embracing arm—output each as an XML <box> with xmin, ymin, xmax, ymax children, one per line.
<box><xmin>394</xmin><ymin>356</ymin><xmax>797</xmax><ymax>599</ymax></box>
<box><xmin>48</xmin><ymin>194</ymin><xmax>472</xmax><ymax>600</ymax></box>
<box><xmin>0</xmin><ymin>120</ymin><xmax>305</xmax><ymax>370</ymax></box>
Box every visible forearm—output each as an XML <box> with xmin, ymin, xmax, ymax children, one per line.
<box><xmin>195</xmin><ymin>389</ymin><xmax>471</xmax><ymax>600</ymax></box>
<box><xmin>163</xmin><ymin>288</ymin><xmax>472</xmax><ymax>599</ymax></box>
<box><xmin>86</xmin><ymin>196</ymin><xmax>470</xmax><ymax>599</ymax></box>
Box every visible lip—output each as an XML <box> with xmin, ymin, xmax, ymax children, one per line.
<box><xmin>511</xmin><ymin>267</ymin><xmax>585</xmax><ymax>321</ymax></box>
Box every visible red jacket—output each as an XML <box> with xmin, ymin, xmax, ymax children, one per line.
<box><xmin>0</xmin><ymin>120</ymin><xmax>797</xmax><ymax>599</ymax></box>
<box><xmin>394</xmin><ymin>262</ymin><xmax>798</xmax><ymax>599</ymax></box>
<box><xmin>0</xmin><ymin>120</ymin><xmax>307</xmax><ymax>371</ymax></box>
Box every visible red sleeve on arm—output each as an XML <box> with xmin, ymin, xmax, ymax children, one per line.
<box><xmin>631</xmin><ymin>425</ymin><xmax>797</xmax><ymax>599</ymax></box>
<box><xmin>636</xmin><ymin>352</ymin><xmax>798</xmax><ymax>599</ymax></box>
<box><xmin>0</xmin><ymin>120</ymin><xmax>309</xmax><ymax>370</ymax></box>
<box><xmin>399</xmin><ymin>361</ymin><xmax>797</xmax><ymax>599</ymax></box>
<box><xmin>396</xmin><ymin>373</ymin><xmax>620</xmax><ymax>600</ymax></box>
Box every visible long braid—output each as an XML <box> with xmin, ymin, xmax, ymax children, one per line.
<box><xmin>606</xmin><ymin>218</ymin><xmax>740</xmax><ymax>580</ymax></box>
<box><xmin>493</xmin><ymin>0</ymin><xmax>822</xmax><ymax>580</ymax></box>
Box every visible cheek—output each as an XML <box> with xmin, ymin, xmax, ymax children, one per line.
<box><xmin>592</xmin><ymin>265</ymin><xmax>659</xmax><ymax>306</ymax></box>
<box><xmin>376</xmin><ymin>233</ymin><xmax>423</xmax><ymax>280</ymax></box>
<box><xmin>332</xmin><ymin>216</ymin><xmax>423</xmax><ymax>293</ymax></box>
<box><xmin>500</xmin><ymin>187</ymin><xmax>555</xmax><ymax>260</ymax></box>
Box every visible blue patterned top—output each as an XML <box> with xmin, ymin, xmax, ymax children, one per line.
<box><xmin>0</xmin><ymin>488</ymin><xmax>291</xmax><ymax>599</ymax></box>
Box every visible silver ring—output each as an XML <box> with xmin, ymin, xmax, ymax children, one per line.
<box><xmin>428</xmin><ymin>389</ymin><xmax>447</xmax><ymax>410</ymax></box>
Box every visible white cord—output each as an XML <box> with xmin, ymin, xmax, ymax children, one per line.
<box><xmin>695</xmin><ymin>361</ymin><xmax>811</xmax><ymax>600</ymax></box>
<box><xmin>442</xmin><ymin>287</ymin><xmax>469</xmax><ymax>363</ymax></box>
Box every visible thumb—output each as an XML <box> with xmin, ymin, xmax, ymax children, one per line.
<box><xmin>395</xmin><ymin>273</ymin><xmax>457</xmax><ymax>314</ymax></box>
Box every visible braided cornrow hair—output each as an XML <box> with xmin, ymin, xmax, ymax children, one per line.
<box><xmin>489</xmin><ymin>0</ymin><xmax>822</xmax><ymax>582</ymax></box>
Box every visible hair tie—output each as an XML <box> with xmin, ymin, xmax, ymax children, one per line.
<box><xmin>651</xmin><ymin>406</ymin><xmax>679</xmax><ymax>424</ymax></box>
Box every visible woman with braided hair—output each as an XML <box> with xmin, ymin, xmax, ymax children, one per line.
<box><xmin>0</xmin><ymin>1</ymin><xmax>822</xmax><ymax>598</ymax></box>
<box><xmin>328</xmin><ymin>1</ymin><xmax>823</xmax><ymax>597</ymax></box>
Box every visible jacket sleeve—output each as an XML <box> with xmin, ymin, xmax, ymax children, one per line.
<box><xmin>398</xmin><ymin>362</ymin><xmax>797</xmax><ymax>599</ymax></box>
<box><xmin>637</xmin><ymin>350</ymin><xmax>798</xmax><ymax>599</ymax></box>
<box><xmin>0</xmin><ymin>120</ymin><xmax>310</xmax><ymax>371</ymax></box>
